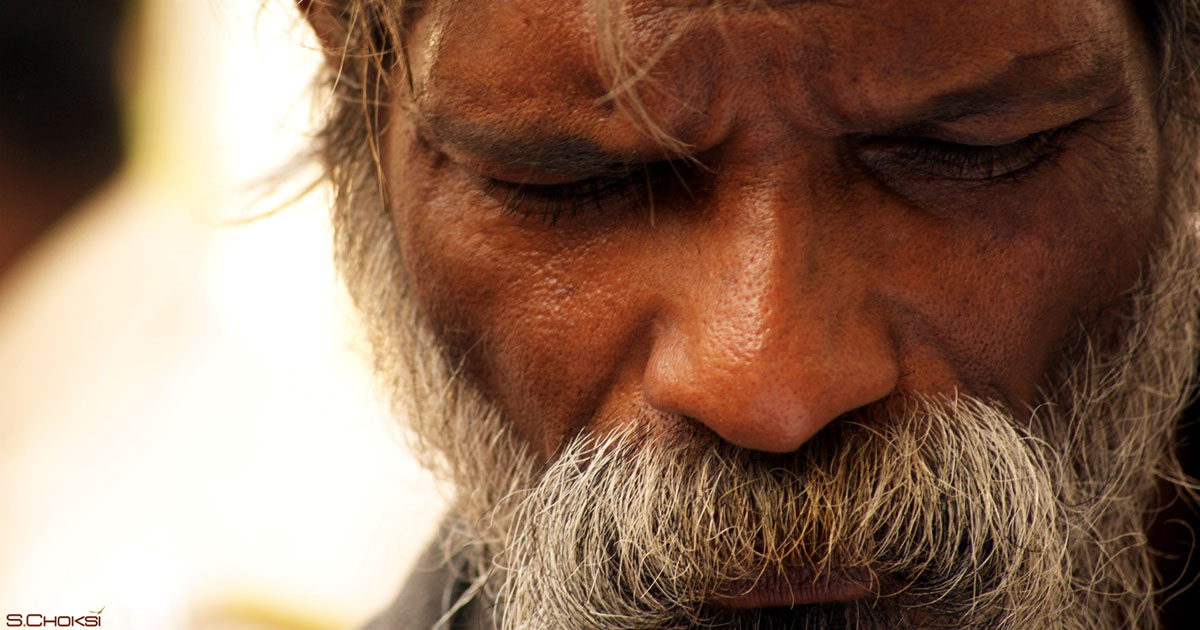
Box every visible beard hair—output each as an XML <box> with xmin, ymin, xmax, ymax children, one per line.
<box><xmin>332</xmin><ymin>141</ymin><xmax>1200</xmax><ymax>628</ymax></box>
<box><xmin>498</xmin><ymin>400</ymin><xmax>1099</xmax><ymax>630</ymax></box>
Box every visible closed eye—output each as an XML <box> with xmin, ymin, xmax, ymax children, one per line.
<box><xmin>855</xmin><ymin>124</ymin><xmax>1076</xmax><ymax>182</ymax></box>
<box><xmin>481</xmin><ymin>162</ymin><xmax>679</xmax><ymax>225</ymax></box>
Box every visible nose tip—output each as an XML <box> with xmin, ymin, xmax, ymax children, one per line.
<box><xmin>642</xmin><ymin>325</ymin><xmax>898</xmax><ymax>453</ymax></box>
<box><xmin>633</xmin><ymin>154</ymin><xmax>899</xmax><ymax>453</ymax></box>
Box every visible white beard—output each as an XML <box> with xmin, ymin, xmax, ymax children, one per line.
<box><xmin>339</xmin><ymin>166</ymin><xmax>1200</xmax><ymax>630</ymax></box>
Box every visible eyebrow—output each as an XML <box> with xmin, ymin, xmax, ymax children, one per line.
<box><xmin>415</xmin><ymin>112</ymin><xmax>631</xmax><ymax>175</ymax></box>
<box><xmin>879</xmin><ymin>54</ymin><xmax>1121</xmax><ymax>127</ymax></box>
<box><xmin>417</xmin><ymin>53</ymin><xmax>1121</xmax><ymax>171</ymax></box>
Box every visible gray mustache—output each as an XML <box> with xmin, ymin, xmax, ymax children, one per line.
<box><xmin>498</xmin><ymin>397</ymin><xmax>1084</xmax><ymax>630</ymax></box>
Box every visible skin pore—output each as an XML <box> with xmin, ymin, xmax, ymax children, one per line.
<box><xmin>385</xmin><ymin>0</ymin><xmax>1162</xmax><ymax>460</ymax></box>
<box><xmin>295</xmin><ymin>0</ymin><xmax>1200</xmax><ymax>627</ymax></box>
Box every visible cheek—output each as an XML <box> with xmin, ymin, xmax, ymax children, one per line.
<box><xmin>876</xmin><ymin>124</ymin><xmax>1160</xmax><ymax>406</ymax></box>
<box><xmin>383</xmin><ymin>101</ymin><xmax>1161</xmax><ymax>453</ymax></box>
<box><xmin>388</xmin><ymin>127</ymin><xmax>651</xmax><ymax>454</ymax></box>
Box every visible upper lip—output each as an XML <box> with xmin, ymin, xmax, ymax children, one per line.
<box><xmin>712</xmin><ymin>567</ymin><xmax>876</xmax><ymax>609</ymax></box>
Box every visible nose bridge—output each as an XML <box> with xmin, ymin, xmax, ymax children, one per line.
<box><xmin>643</xmin><ymin>160</ymin><xmax>898</xmax><ymax>453</ymax></box>
<box><xmin>695</xmin><ymin>180</ymin><xmax>825</xmax><ymax>368</ymax></box>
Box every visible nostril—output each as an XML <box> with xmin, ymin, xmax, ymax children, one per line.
<box><xmin>642</xmin><ymin>329</ymin><xmax>899</xmax><ymax>454</ymax></box>
<box><xmin>644</xmin><ymin>354</ymin><xmax>829</xmax><ymax>453</ymax></box>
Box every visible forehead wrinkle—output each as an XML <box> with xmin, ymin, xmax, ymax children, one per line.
<box><xmin>411</xmin><ymin>0</ymin><xmax>1133</xmax><ymax>164</ymax></box>
<box><xmin>612</xmin><ymin>1</ymin><xmax>1130</xmax><ymax>145</ymax></box>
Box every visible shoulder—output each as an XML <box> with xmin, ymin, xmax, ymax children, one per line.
<box><xmin>358</xmin><ymin>540</ymin><xmax>490</xmax><ymax>630</ymax></box>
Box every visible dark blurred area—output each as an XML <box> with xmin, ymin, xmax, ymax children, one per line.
<box><xmin>1155</xmin><ymin>392</ymin><xmax>1200</xmax><ymax>627</ymax></box>
<box><xmin>0</xmin><ymin>0</ymin><xmax>129</xmax><ymax>273</ymax></box>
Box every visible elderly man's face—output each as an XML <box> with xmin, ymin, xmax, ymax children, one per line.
<box><xmin>387</xmin><ymin>0</ymin><xmax>1159</xmax><ymax>455</ymax></box>
<box><xmin>356</xmin><ymin>0</ymin><xmax>1196</xmax><ymax>627</ymax></box>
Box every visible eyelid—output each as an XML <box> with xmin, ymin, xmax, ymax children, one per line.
<box><xmin>873</xmin><ymin>123</ymin><xmax>1055</xmax><ymax>148</ymax></box>
<box><xmin>478</xmin><ymin>161</ymin><xmax>678</xmax><ymax>225</ymax></box>
<box><xmin>479</xmin><ymin>170</ymin><xmax>639</xmax><ymax>225</ymax></box>
<box><xmin>471</xmin><ymin>160</ymin><xmax>645</xmax><ymax>187</ymax></box>
<box><xmin>854</xmin><ymin>123</ymin><xmax>1077</xmax><ymax>182</ymax></box>
<box><xmin>879</xmin><ymin>101</ymin><xmax>1099</xmax><ymax>147</ymax></box>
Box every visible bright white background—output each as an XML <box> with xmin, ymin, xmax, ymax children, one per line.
<box><xmin>0</xmin><ymin>2</ymin><xmax>449</xmax><ymax>629</ymax></box>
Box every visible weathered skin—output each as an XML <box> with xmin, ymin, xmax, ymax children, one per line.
<box><xmin>381</xmin><ymin>0</ymin><xmax>1162</xmax><ymax>459</ymax></box>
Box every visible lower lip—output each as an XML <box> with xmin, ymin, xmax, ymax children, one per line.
<box><xmin>713</xmin><ymin>569</ymin><xmax>876</xmax><ymax>609</ymax></box>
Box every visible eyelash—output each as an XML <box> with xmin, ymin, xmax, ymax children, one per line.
<box><xmin>482</xmin><ymin>166</ymin><xmax>666</xmax><ymax>225</ymax></box>
<box><xmin>481</xmin><ymin>126</ymin><xmax>1073</xmax><ymax>223</ymax></box>
<box><xmin>857</xmin><ymin>125</ymin><xmax>1073</xmax><ymax>182</ymax></box>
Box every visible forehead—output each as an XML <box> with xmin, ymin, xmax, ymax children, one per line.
<box><xmin>407</xmin><ymin>0</ymin><xmax>1139</xmax><ymax>147</ymax></box>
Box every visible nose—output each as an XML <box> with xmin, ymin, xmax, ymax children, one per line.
<box><xmin>642</xmin><ymin>172</ymin><xmax>898</xmax><ymax>453</ymax></box>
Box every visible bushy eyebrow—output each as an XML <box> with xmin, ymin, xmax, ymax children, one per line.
<box><xmin>868</xmin><ymin>54</ymin><xmax>1121</xmax><ymax>128</ymax></box>
<box><xmin>414</xmin><ymin>112</ymin><xmax>632</xmax><ymax>175</ymax></box>
<box><xmin>415</xmin><ymin>52</ymin><xmax>1121</xmax><ymax>169</ymax></box>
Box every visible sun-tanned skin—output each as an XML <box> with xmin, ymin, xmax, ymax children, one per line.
<box><xmin>382</xmin><ymin>0</ymin><xmax>1162</xmax><ymax>460</ymax></box>
<box><xmin>294</xmin><ymin>0</ymin><xmax>1200</xmax><ymax>626</ymax></box>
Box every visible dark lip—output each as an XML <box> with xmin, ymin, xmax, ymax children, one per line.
<box><xmin>712</xmin><ymin>567</ymin><xmax>876</xmax><ymax>609</ymax></box>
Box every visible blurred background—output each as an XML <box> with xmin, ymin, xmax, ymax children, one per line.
<box><xmin>0</xmin><ymin>1</ymin><xmax>448</xmax><ymax>629</ymax></box>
